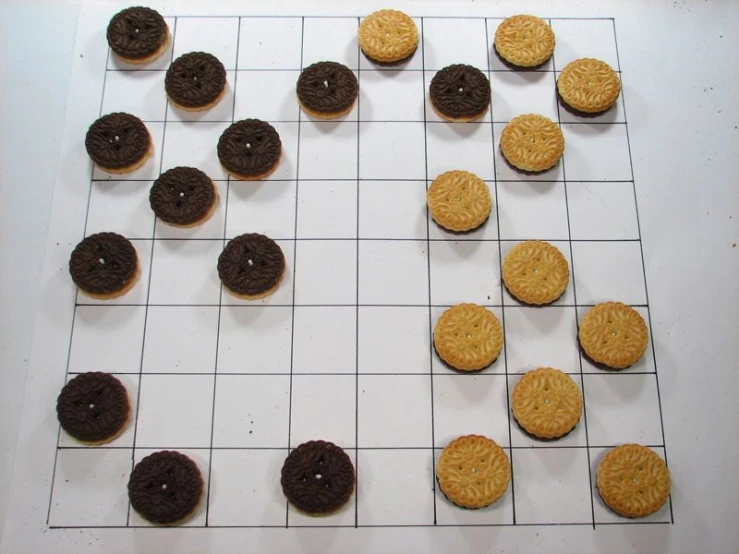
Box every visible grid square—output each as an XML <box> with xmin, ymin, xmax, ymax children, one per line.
<box><xmin>561</xmin><ymin>124</ymin><xmax>632</xmax><ymax>182</ymax></box>
<box><xmin>294</xmin><ymin>240</ymin><xmax>356</xmax><ymax>305</ymax></box>
<box><xmin>429</xmin><ymin>240</ymin><xmax>501</xmax><ymax>305</ymax></box>
<box><xmin>172</xmin><ymin>17</ymin><xmax>240</xmax><ymax>70</ymax></box>
<box><xmin>583</xmin><ymin>373</ymin><xmax>664</xmax><ymax>446</ymax></box>
<box><xmin>433</xmin><ymin>374</ymin><xmax>510</xmax><ymax>448</ymax></box>
<box><xmin>161</xmin><ymin>121</ymin><xmax>230</xmax><ymax>179</ymax></box>
<box><xmin>135</xmin><ymin>374</ymin><xmax>214</xmax><ymax>448</ymax></box>
<box><xmin>221</xmin><ymin>240</ymin><xmax>295</xmax><ymax>306</ymax></box>
<box><xmin>142</xmin><ymin>306</ymin><xmax>219</xmax><ymax>374</ymax></box>
<box><xmin>212</xmin><ymin>375</ymin><xmax>290</xmax><ymax>447</ymax></box>
<box><xmin>423</xmin><ymin>71</ymin><xmax>492</xmax><ymax>124</ymax></box>
<box><xmin>290</xmin><ymin>375</ymin><xmax>355</xmax><ymax>448</ymax></box>
<box><xmin>358</xmin><ymin>181</ymin><xmax>427</xmax><ymax>240</ymax></box>
<box><xmin>238</xmin><ymin>18</ymin><xmax>302</xmax><ymax>69</ymax></box>
<box><xmin>302</xmin><ymin>17</ymin><xmax>358</xmax><ymax>70</ymax></box>
<box><xmin>102</xmin><ymin>69</ymin><xmax>166</xmax><ymax>121</ymax></box>
<box><xmin>425</xmin><ymin>122</ymin><xmax>494</xmax><ymax>179</ymax></box>
<box><xmin>358</xmin><ymin>240</ymin><xmax>428</xmax><ymax>305</ymax></box>
<box><xmin>299</xmin><ymin>121</ymin><xmax>358</xmax><ymax>180</ymax></box>
<box><xmin>217</xmin><ymin>306</ymin><xmax>293</xmax><ymax>374</ymax></box>
<box><xmin>359</xmin><ymin>17</ymin><xmax>423</xmax><ymax>71</ymax></box>
<box><xmin>486</xmin><ymin>18</ymin><xmax>554</xmax><ymax>72</ymax></box>
<box><xmin>296</xmin><ymin>181</ymin><xmax>357</xmax><ymax>239</ymax></box>
<box><xmin>208</xmin><ymin>449</ymin><xmax>287</xmax><ymax>526</ymax></box>
<box><xmin>68</xmin><ymin>306</ymin><xmax>145</xmax><ymax>375</ymax></box>
<box><xmin>493</xmin><ymin>123</ymin><xmax>564</xmax><ymax>182</ymax></box>
<box><xmin>566</xmin><ymin>181</ymin><xmax>639</xmax><ymax>240</ymax></box>
<box><xmin>551</xmin><ymin>19</ymin><xmax>619</xmax><ymax>71</ymax></box>
<box><xmin>358</xmin><ymin>375</ymin><xmax>431</xmax><ymax>447</ymax></box>
<box><xmin>490</xmin><ymin>70</ymin><xmax>558</xmax><ymax>122</ymax></box>
<box><xmin>502</xmin><ymin>240</ymin><xmax>575</xmax><ymax>306</ymax></box>
<box><xmin>154</xmin><ymin>181</ymin><xmax>227</xmax><ymax>240</ymax></box>
<box><xmin>359</xmin><ymin>70</ymin><xmax>425</xmax><ymax>121</ymax></box>
<box><xmin>293</xmin><ymin>307</ymin><xmax>356</xmax><ymax>374</ymax></box>
<box><xmin>497</xmin><ymin>181</ymin><xmax>569</xmax><ymax>240</ymax></box>
<box><xmin>422</xmin><ymin>18</ymin><xmax>488</xmax><ymax>70</ymax></box>
<box><xmin>48</xmin><ymin>448</ymin><xmax>131</xmax><ymax>526</ymax></box>
<box><xmin>148</xmin><ymin>239</ymin><xmax>222</xmax><ymax>305</ymax></box>
<box><xmin>357</xmin><ymin>449</ymin><xmax>435</xmax><ymax>525</ymax></box>
<box><xmin>504</xmin><ymin>306</ymin><xmax>580</xmax><ymax>375</ymax></box>
<box><xmin>86</xmin><ymin>181</ymin><xmax>154</xmax><ymax>239</ymax></box>
<box><xmin>225</xmin><ymin>181</ymin><xmax>296</xmax><ymax>240</ymax></box>
<box><xmin>512</xmin><ymin>447</ymin><xmax>592</xmax><ymax>524</ymax></box>
<box><xmin>166</xmin><ymin>71</ymin><xmax>235</xmax><ymax>123</ymax></box>
<box><xmin>358</xmin><ymin>307</ymin><xmax>430</xmax><ymax>374</ymax></box>
<box><xmin>571</xmin><ymin>241</ymin><xmax>647</xmax><ymax>305</ymax></box>
<box><xmin>359</xmin><ymin>122</ymin><xmax>426</xmax><ymax>180</ymax></box>
<box><xmin>92</xmin><ymin>122</ymin><xmax>165</xmax><ymax>182</ymax></box>
<box><xmin>234</xmin><ymin>70</ymin><xmax>301</xmax><ymax>121</ymax></box>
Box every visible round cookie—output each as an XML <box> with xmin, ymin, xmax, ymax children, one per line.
<box><xmin>85</xmin><ymin>112</ymin><xmax>152</xmax><ymax>174</ymax></box>
<box><xmin>578</xmin><ymin>302</ymin><xmax>648</xmax><ymax>369</ymax></box>
<box><xmin>106</xmin><ymin>6</ymin><xmax>170</xmax><ymax>64</ymax></box>
<box><xmin>436</xmin><ymin>435</ymin><xmax>511</xmax><ymax>509</ymax></box>
<box><xmin>511</xmin><ymin>368</ymin><xmax>582</xmax><ymax>439</ymax></box>
<box><xmin>281</xmin><ymin>440</ymin><xmax>355</xmax><ymax>515</ymax></box>
<box><xmin>429</xmin><ymin>64</ymin><xmax>491</xmax><ymax>122</ymax></box>
<box><xmin>500</xmin><ymin>114</ymin><xmax>564</xmax><ymax>172</ymax></box>
<box><xmin>494</xmin><ymin>15</ymin><xmax>555</xmax><ymax>69</ymax></box>
<box><xmin>218</xmin><ymin>233</ymin><xmax>286</xmax><ymax>299</ymax></box>
<box><xmin>597</xmin><ymin>444</ymin><xmax>671</xmax><ymax>518</ymax></box>
<box><xmin>165</xmin><ymin>52</ymin><xmax>227</xmax><ymax>111</ymax></box>
<box><xmin>433</xmin><ymin>303</ymin><xmax>503</xmax><ymax>372</ymax></box>
<box><xmin>557</xmin><ymin>58</ymin><xmax>621</xmax><ymax>115</ymax></box>
<box><xmin>69</xmin><ymin>232</ymin><xmax>139</xmax><ymax>299</ymax></box>
<box><xmin>56</xmin><ymin>372</ymin><xmax>130</xmax><ymax>445</ymax></box>
<box><xmin>358</xmin><ymin>9</ymin><xmax>418</xmax><ymax>65</ymax></box>
<box><xmin>502</xmin><ymin>240</ymin><xmax>570</xmax><ymax>305</ymax></box>
<box><xmin>217</xmin><ymin>119</ymin><xmax>282</xmax><ymax>181</ymax></box>
<box><xmin>296</xmin><ymin>61</ymin><xmax>359</xmax><ymax>119</ymax></box>
<box><xmin>427</xmin><ymin>170</ymin><xmax>492</xmax><ymax>232</ymax></box>
<box><xmin>128</xmin><ymin>451</ymin><xmax>204</xmax><ymax>525</ymax></box>
<box><xmin>150</xmin><ymin>167</ymin><xmax>218</xmax><ymax>227</ymax></box>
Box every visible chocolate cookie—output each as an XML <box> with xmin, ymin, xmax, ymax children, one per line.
<box><xmin>217</xmin><ymin>233</ymin><xmax>285</xmax><ymax>299</ymax></box>
<box><xmin>165</xmin><ymin>52</ymin><xmax>227</xmax><ymax>111</ymax></box>
<box><xmin>128</xmin><ymin>451</ymin><xmax>203</xmax><ymax>525</ymax></box>
<box><xmin>281</xmin><ymin>440</ymin><xmax>355</xmax><ymax>515</ymax></box>
<box><xmin>85</xmin><ymin>113</ymin><xmax>152</xmax><ymax>173</ymax></box>
<box><xmin>56</xmin><ymin>372</ymin><xmax>130</xmax><ymax>444</ymax></box>
<box><xmin>296</xmin><ymin>61</ymin><xmax>358</xmax><ymax>119</ymax></box>
<box><xmin>217</xmin><ymin>119</ymin><xmax>282</xmax><ymax>180</ymax></box>
<box><xmin>150</xmin><ymin>167</ymin><xmax>218</xmax><ymax>227</ymax></box>
<box><xmin>429</xmin><ymin>64</ymin><xmax>491</xmax><ymax>122</ymax></box>
<box><xmin>69</xmin><ymin>232</ymin><xmax>139</xmax><ymax>299</ymax></box>
<box><xmin>106</xmin><ymin>7</ymin><xmax>170</xmax><ymax>64</ymax></box>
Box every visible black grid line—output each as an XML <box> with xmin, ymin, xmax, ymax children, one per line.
<box><xmin>82</xmin><ymin>236</ymin><xmax>645</xmax><ymax>243</ymax></box>
<box><xmin>67</xmin><ymin>370</ymin><xmax>661</xmax><ymax>378</ymax></box>
<box><xmin>89</xmin><ymin>177</ymin><xmax>636</xmax><ymax>183</ymax></box>
<box><xmin>57</xmin><ymin>444</ymin><xmax>666</xmax><ymax>452</ymax></box>
<box><xmin>105</xmin><ymin>68</ymin><xmax>623</xmax><ymax>75</ymax></box>
<box><xmin>74</xmin><ymin>302</ymin><xmax>650</xmax><ymax>309</ymax></box>
<box><xmin>354</xmin><ymin>15</ymin><xmax>361</xmax><ymax>529</ymax></box>
<box><xmin>121</xmin><ymin>117</ymin><xmax>627</xmax><ymax>125</ymax></box>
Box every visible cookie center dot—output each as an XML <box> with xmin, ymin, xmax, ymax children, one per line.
<box><xmin>247</xmin><ymin>259</ymin><xmax>254</xmax><ymax>267</ymax></box>
<box><xmin>88</xmin><ymin>403</ymin><xmax>95</xmax><ymax>409</ymax></box>
<box><xmin>179</xmin><ymin>192</ymin><xmax>185</xmax><ymax>198</ymax></box>
<box><xmin>161</xmin><ymin>483</ymin><xmax>168</xmax><ymax>490</ymax></box>
<box><xmin>315</xmin><ymin>473</ymin><xmax>322</xmax><ymax>480</ymax></box>
<box><xmin>323</xmin><ymin>80</ymin><xmax>329</xmax><ymax>88</ymax></box>
<box><xmin>98</xmin><ymin>258</ymin><xmax>106</xmax><ymax>265</ymax></box>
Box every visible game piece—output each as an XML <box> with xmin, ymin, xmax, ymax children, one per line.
<box><xmin>149</xmin><ymin>167</ymin><xmax>218</xmax><ymax>227</ymax></box>
<box><xmin>557</xmin><ymin>58</ymin><xmax>621</xmax><ymax>115</ymax></box>
<box><xmin>597</xmin><ymin>444</ymin><xmax>671</xmax><ymax>518</ymax></box>
<box><xmin>579</xmin><ymin>302</ymin><xmax>648</xmax><ymax>369</ymax></box>
<box><xmin>281</xmin><ymin>440</ymin><xmax>355</xmax><ymax>515</ymax></box>
<box><xmin>128</xmin><ymin>451</ymin><xmax>204</xmax><ymax>525</ymax></box>
<box><xmin>436</xmin><ymin>435</ymin><xmax>511</xmax><ymax>509</ymax></box>
<box><xmin>69</xmin><ymin>232</ymin><xmax>140</xmax><ymax>299</ymax></box>
<box><xmin>493</xmin><ymin>15</ymin><xmax>555</xmax><ymax>69</ymax></box>
<box><xmin>85</xmin><ymin>112</ymin><xmax>152</xmax><ymax>174</ymax></box>
<box><xmin>511</xmin><ymin>368</ymin><xmax>582</xmax><ymax>439</ymax></box>
<box><xmin>426</xmin><ymin>170</ymin><xmax>492</xmax><ymax>232</ymax></box>
<box><xmin>296</xmin><ymin>61</ymin><xmax>359</xmax><ymax>119</ymax></box>
<box><xmin>56</xmin><ymin>372</ymin><xmax>130</xmax><ymax>445</ymax></box>
<box><xmin>499</xmin><ymin>113</ymin><xmax>564</xmax><ymax>172</ymax></box>
<box><xmin>358</xmin><ymin>9</ymin><xmax>418</xmax><ymax>65</ymax></box>
<box><xmin>429</xmin><ymin>64</ymin><xmax>491</xmax><ymax>122</ymax></box>
<box><xmin>434</xmin><ymin>303</ymin><xmax>503</xmax><ymax>372</ymax></box>
<box><xmin>502</xmin><ymin>240</ymin><xmax>569</xmax><ymax>305</ymax></box>
<box><xmin>165</xmin><ymin>52</ymin><xmax>227</xmax><ymax>111</ymax></box>
<box><xmin>217</xmin><ymin>119</ymin><xmax>282</xmax><ymax>180</ymax></box>
<box><xmin>217</xmin><ymin>233</ymin><xmax>286</xmax><ymax>299</ymax></box>
<box><xmin>106</xmin><ymin>6</ymin><xmax>170</xmax><ymax>64</ymax></box>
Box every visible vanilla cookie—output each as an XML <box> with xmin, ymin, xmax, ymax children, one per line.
<box><xmin>500</xmin><ymin>114</ymin><xmax>564</xmax><ymax>172</ymax></box>
<box><xmin>434</xmin><ymin>304</ymin><xmax>503</xmax><ymax>372</ymax></box>
<box><xmin>494</xmin><ymin>15</ymin><xmax>555</xmax><ymax>68</ymax></box>
<box><xmin>578</xmin><ymin>302</ymin><xmax>648</xmax><ymax>369</ymax></box>
<box><xmin>427</xmin><ymin>170</ymin><xmax>492</xmax><ymax>232</ymax></box>
<box><xmin>502</xmin><ymin>241</ymin><xmax>569</xmax><ymax>305</ymax></box>
<box><xmin>359</xmin><ymin>9</ymin><xmax>418</xmax><ymax>65</ymax></box>
<box><xmin>557</xmin><ymin>58</ymin><xmax>621</xmax><ymax>114</ymax></box>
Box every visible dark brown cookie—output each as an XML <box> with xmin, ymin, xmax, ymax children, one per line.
<box><xmin>218</xmin><ymin>233</ymin><xmax>285</xmax><ymax>299</ymax></box>
<box><xmin>69</xmin><ymin>232</ymin><xmax>139</xmax><ymax>299</ymax></box>
<box><xmin>56</xmin><ymin>372</ymin><xmax>130</xmax><ymax>444</ymax></box>
<box><xmin>128</xmin><ymin>451</ymin><xmax>203</xmax><ymax>525</ymax></box>
<box><xmin>165</xmin><ymin>52</ymin><xmax>227</xmax><ymax>111</ymax></box>
<box><xmin>106</xmin><ymin>7</ymin><xmax>170</xmax><ymax>64</ymax></box>
<box><xmin>429</xmin><ymin>64</ymin><xmax>491</xmax><ymax>122</ymax></box>
<box><xmin>150</xmin><ymin>167</ymin><xmax>218</xmax><ymax>227</ymax></box>
<box><xmin>297</xmin><ymin>61</ymin><xmax>358</xmax><ymax>119</ymax></box>
<box><xmin>85</xmin><ymin>113</ymin><xmax>151</xmax><ymax>173</ymax></box>
<box><xmin>281</xmin><ymin>440</ymin><xmax>355</xmax><ymax>515</ymax></box>
<box><xmin>217</xmin><ymin>119</ymin><xmax>281</xmax><ymax>180</ymax></box>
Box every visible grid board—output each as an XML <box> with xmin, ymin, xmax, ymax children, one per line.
<box><xmin>44</xmin><ymin>13</ymin><xmax>672</xmax><ymax>531</ymax></box>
